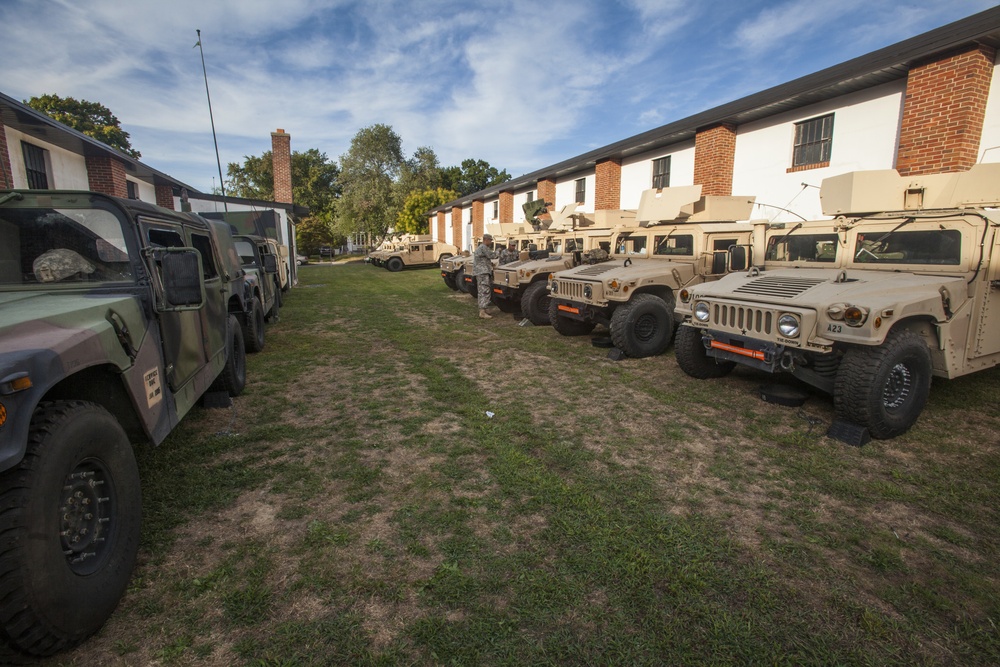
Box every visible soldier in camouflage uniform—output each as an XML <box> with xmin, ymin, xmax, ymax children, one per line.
<box><xmin>473</xmin><ymin>233</ymin><xmax>498</xmax><ymax>319</ymax></box>
<box><xmin>498</xmin><ymin>239</ymin><xmax>519</xmax><ymax>265</ymax></box>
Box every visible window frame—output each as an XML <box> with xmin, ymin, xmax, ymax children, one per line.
<box><xmin>791</xmin><ymin>113</ymin><xmax>834</xmax><ymax>169</ymax></box>
<box><xmin>21</xmin><ymin>141</ymin><xmax>51</xmax><ymax>189</ymax></box>
<box><xmin>574</xmin><ymin>178</ymin><xmax>586</xmax><ymax>205</ymax></box>
<box><xmin>651</xmin><ymin>156</ymin><xmax>671</xmax><ymax>189</ymax></box>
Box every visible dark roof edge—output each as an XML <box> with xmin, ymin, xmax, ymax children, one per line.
<box><xmin>185</xmin><ymin>190</ymin><xmax>310</xmax><ymax>217</ymax></box>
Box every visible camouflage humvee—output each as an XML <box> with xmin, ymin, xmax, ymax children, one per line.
<box><xmin>675</xmin><ymin>164</ymin><xmax>1000</xmax><ymax>439</ymax></box>
<box><xmin>491</xmin><ymin>205</ymin><xmax>637</xmax><ymax>324</ymax></box>
<box><xmin>381</xmin><ymin>234</ymin><xmax>458</xmax><ymax>272</ymax></box>
<box><xmin>233</xmin><ymin>234</ymin><xmax>280</xmax><ymax>353</ymax></box>
<box><xmin>547</xmin><ymin>186</ymin><xmax>756</xmax><ymax>357</ymax></box>
<box><xmin>0</xmin><ymin>190</ymin><xmax>248</xmax><ymax>659</ymax></box>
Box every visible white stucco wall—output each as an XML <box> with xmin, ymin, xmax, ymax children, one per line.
<box><xmin>732</xmin><ymin>80</ymin><xmax>905</xmax><ymax>222</ymax></box>
<box><xmin>5</xmin><ymin>127</ymin><xmax>90</xmax><ymax>190</ymax></box>
<box><xmin>977</xmin><ymin>52</ymin><xmax>1000</xmax><ymax>164</ymax></box>
<box><xmin>554</xmin><ymin>171</ymin><xmax>595</xmax><ymax>212</ymax></box>
<box><xmin>131</xmin><ymin>179</ymin><xmax>156</xmax><ymax>203</ymax></box>
<box><xmin>620</xmin><ymin>142</ymin><xmax>696</xmax><ymax>210</ymax></box>
<box><xmin>443</xmin><ymin>211</ymin><xmax>452</xmax><ymax>245</ymax></box>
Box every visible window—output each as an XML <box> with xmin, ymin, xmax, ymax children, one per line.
<box><xmin>792</xmin><ymin>114</ymin><xmax>834</xmax><ymax>167</ymax></box>
<box><xmin>575</xmin><ymin>178</ymin><xmax>586</xmax><ymax>204</ymax></box>
<box><xmin>766</xmin><ymin>233</ymin><xmax>840</xmax><ymax>263</ymax></box>
<box><xmin>127</xmin><ymin>181</ymin><xmax>139</xmax><ymax>200</ymax></box>
<box><xmin>653</xmin><ymin>234</ymin><xmax>694</xmax><ymax>256</ymax></box>
<box><xmin>615</xmin><ymin>232</ymin><xmax>647</xmax><ymax>256</ymax></box>
<box><xmin>190</xmin><ymin>233</ymin><xmax>219</xmax><ymax>279</ymax></box>
<box><xmin>21</xmin><ymin>142</ymin><xmax>50</xmax><ymax>189</ymax></box>
<box><xmin>651</xmin><ymin>157</ymin><xmax>670</xmax><ymax>189</ymax></box>
<box><xmin>525</xmin><ymin>190</ymin><xmax>534</xmax><ymax>203</ymax></box>
<box><xmin>853</xmin><ymin>229</ymin><xmax>961</xmax><ymax>265</ymax></box>
<box><xmin>492</xmin><ymin>201</ymin><xmax>499</xmax><ymax>219</ymax></box>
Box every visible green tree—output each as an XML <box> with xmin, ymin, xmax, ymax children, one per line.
<box><xmin>226</xmin><ymin>148</ymin><xmax>340</xmax><ymax>224</ymax></box>
<box><xmin>25</xmin><ymin>94</ymin><xmax>141</xmax><ymax>158</ymax></box>
<box><xmin>397</xmin><ymin>187</ymin><xmax>460</xmax><ymax>234</ymax></box>
<box><xmin>338</xmin><ymin>124</ymin><xmax>404</xmax><ymax>245</ymax></box>
<box><xmin>440</xmin><ymin>158</ymin><xmax>510</xmax><ymax>196</ymax></box>
<box><xmin>294</xmin><ymin>216</ymin><xmax>344</xmax><ymax>255</ymax></box>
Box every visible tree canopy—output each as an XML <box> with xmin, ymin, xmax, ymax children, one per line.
<box><xmin>397</xmin><ymin>187</ymin><xmax>460</xmax><ymax>234</ymax></box>
<box><xmin>441</xmin><ymin>158</ymin><xmax>511</xmax><ymax>196</ymax></box>
<box><xmin>25</xmin><ymin>94</ymin><xmax>141</xmax><ymax>158</ymax></box>
<box><xmin>337</xmin><ymin>124</ymin><xmax>405</xmax><ymax>244</ymax></box>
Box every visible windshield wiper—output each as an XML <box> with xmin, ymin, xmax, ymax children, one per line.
<box><xmin>854</xmin><ymin>217</ymin><xmax>914</xmax><ymax>261</ymax></box>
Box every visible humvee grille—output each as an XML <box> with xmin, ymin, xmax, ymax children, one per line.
<box><xmin>732</xmin><ymin>276</ymin><xmax>826</xmax><ymax>298</ymax></box>
<box><xmin>558</xmin><ymin>280</ymin><xmax>589</xmax><ymax>301</ymax></box>
<box><xmin>713</xmin><ymin>304</ymin><xmax>774</xmax><ymax>335</ymax></box>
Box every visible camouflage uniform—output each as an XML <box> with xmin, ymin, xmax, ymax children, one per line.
<box><xmin>498</xmin><ymin>245</ymin><xmax>519</xmax><ymax>265</ymax></box>
<box><xmin>473</xmin><ymin>241</ymin><xmax>498</xmax><ymax>310</ymax></box>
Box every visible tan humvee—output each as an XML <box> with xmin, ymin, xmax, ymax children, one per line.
<box><xmin>441</xmin><ymin>222</ymin><xmax>554</xmax><ymax>295</ymax></box>
<box><xmin>382</xmin><ymin>234</ymin><xmax>458</xmax><ymax>272</ymax></box>
<box><xmin>547</xmin><ymin>186</ymin><xmax>757</xmax><ymax>357</ymax></box>
<box><xmin>492</xmin><ymin>205</ymin><xmax>638</xmax><ymax>324</ymax></box>
<box><xmin>675</xmin><ymin>163</ymin><xmax>1000</xmax><ymax>439</ymax></box>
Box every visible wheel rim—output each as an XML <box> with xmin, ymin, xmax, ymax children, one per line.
<box><xmin>61</xmin><ymin>458</ymin><xmax>115</xmax><ymax>576</ymax></box>
<box><xmin>882</xmin><ymin>362</ymin><xmax>912</xmax><ymax>410</ymax></box>
<box><xmin>634</xmin><ymin>313</ymin><xmax>658</xmax><ymax>342</ymax></box>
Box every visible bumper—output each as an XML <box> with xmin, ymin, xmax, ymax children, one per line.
<box><xmin>551</xmin><ymin>299</ymin><xmax>611</xmax><ymax>326</ymax></box>
<box><xmin>699</xmin><ymin>329</ymin><xmax>784</xmax><ymax>373</ymax></box>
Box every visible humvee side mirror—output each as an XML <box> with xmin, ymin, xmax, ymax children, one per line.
<box><xmin>712</xmin><ymin>251</ymin><xmax>728</xmax><ymax>274</ymax></box>
<box><xmin>160</xmin><ymin>251</ymin><xmax>205</xmax><ymax>309</ymax></box>
<box><xmin>729</xmin><ymin>246</ymin><xmax>749</xmax><ymax>272</ymax></box>
<box><xmin>263</xmin><ymin>253</ymin><xmax>278</xmax><ymax>274</ymax></box>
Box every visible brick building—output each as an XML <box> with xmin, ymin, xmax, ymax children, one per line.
<box><xmin>430</xmin><ymin>8</ymin><xmax>1000</xmax><ymax>251</ymax></box>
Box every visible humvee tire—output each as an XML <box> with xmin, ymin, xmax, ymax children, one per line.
<box><xmin>387</xmin><ymin>257</ymin><xmax>403</xmax><ymax>272</ymax></box>
<box><xmin>492</xmin><ymin>292</ymin><xmax>519</xmax><ymax>313</ymax></box>
<box><xmin>521</xmin><ymin>281</ymin><xmax>551</xmax><ymax>326</ymax></box>
<box><xmin>212</xmin><ymin>315</ymin><xmax>247</xmax><ymax>397</ymax></box>
<box><xmin>443</xmin><ymin>274</ymin><xmax>458</xmax><ymax>290</ymax></box>
<box><xmin>834</xmin><ymin>329</ymin><xmax>932</xmax><ymax>440</ymax></box>
<box><xmin>610</xmin><ymin>293</ymin><xmax>675</xmax><ymax>358</ymax></box>
<box><xmin>675</xmin><ymin>325</ymin><xmax>735</xmax><ymax>379</ymax></box>
<box><xmin>0</xmin><ymin>401</ymin><xmax>140</xmax><ymax>659</ymax></box>
<box><xmin>455</xmin><ymin>267</ymin><xmax>470</xmax><ymax>294</ymax></box>
<box><xmin>273</xmin><ymin>276</ymin><xmax>283</xmax><ymax>308</ymax></box>
<box><xmin>244</xmin><ymin>297</ymin><xmax>266</xmax><ymax>353</ymax></box>
<box><xmin>548</xmin><ymin>300</ymin><xmax>596</xmax><ymax>336</ymax></box>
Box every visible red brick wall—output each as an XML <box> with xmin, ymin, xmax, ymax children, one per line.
<box><xmin>472</xmin><ymin>200</ymin><xmax>484</xmax><ymax>242</ymax></box>
<box><xmin>499</xmin><ymin>191</ymin><xmax>513</xmax><ymax>224</ymax></box>
<box><xmin>896</xmin><ymin>44</ymin><xmax>996</xmax><ymax>175</ymax></box>
<box><xmin>0</xmin><ymin>124</ymin><xmax>13</xmax><ymax>188</ymax></box>
<box><xmin>271</xmin><ymin>129</ymin><xmax>293</xmax><ymax>203</ymax></box>
<box><xmin>693</xmin><ymin>123</ymin><xmax>736</xmax><ymax>196</ymax></box>
<box><xmin>451</xmin><ymin>205</ymin><xmax>463</xmax><ymax>247</ymax></box>
<box><xmin>86</xmin><ymin>155</ymin><xmax>128</xmax><ymax>197</ymax></box>
<box><xmin>437</xmin><ymin>211</ymin><xmax>445</xmax><ymax>241</ymax></box>
<box><xmin>155</xmin><ymin>184</ymin><xmax>174</xmax><ymax>209</ymax></box>
<box><xmin>536</xmin><ymin>178</ymin><xmax>556</xmax><ymax>206</ymax></box>
<box><xmin>595</xmin><ymin>158</ymin><xmax>621</xmax><ymax>210</ymax></box>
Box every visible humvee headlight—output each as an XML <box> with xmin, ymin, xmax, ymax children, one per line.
<box><xmin>777</xmin><ymin>314</ymin><xmax>800</xmax><ymax>338</ymax></box>
<box><xmin>693</xmin><ymin>302</ymin><xmax>710</xmax><ymax>322</ymax></box>
<box><xmin>609</xmin><ymin>279</ymin><xmax>620</xmax><ymax>290</ymax></box>
<box><xmin>550</xmin><ymin>280</ymin><xmax>558</xmax><ymax>294</ymax></box>
<box><xmin>583</xmin><ymin>285</ymin><xmax>593</xmax><ymax>299</ymax></box>
<box><xmin>679</xmin><ymin>288</ymin><xmax>691</xmax><ymax>303</ymax></box>
<box><xmin>844</xmin><ymin>306</ymin><xmax>868</xmax><ymax>327</ymax></box>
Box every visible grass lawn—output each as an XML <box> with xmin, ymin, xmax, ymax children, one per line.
<box><xmin>51</xmin><ymin>261</ymin><xmax>1000</xmax><ymax>666</ymax></box>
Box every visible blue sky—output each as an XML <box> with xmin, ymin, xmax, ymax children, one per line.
<box><xmin>1</xmin><ymin>0</ymin><xmax>995</xmax><ymax>193</ymax></box>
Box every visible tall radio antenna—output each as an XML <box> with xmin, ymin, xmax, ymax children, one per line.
<box><xmin>195</xmin><ymin>29</ymin><xmax>227</xmax><ymax>211</ymax></box>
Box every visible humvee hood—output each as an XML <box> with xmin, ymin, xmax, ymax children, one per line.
<box><xmin>698</xmin><ymin>268</ymin><xmax>968</xmax><ymax>309</ymax></box>
<box><xmin>0</xmin><ymin>291</ymin><xmax>142</xmax><ymax>365</ymax></box>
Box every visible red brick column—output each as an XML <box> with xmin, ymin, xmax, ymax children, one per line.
<box><xmin>86</xmin><ymin>155</ymin><xmax>128</xmax><ymax>198</ymax></box>
<box><xmin>155</xmin><ymin>184</ymin><xmax>174</xmax><ymax>209</ymax></box>
<box><xmin>595</xmin><ymin>158</ymin><xmax>621</xmax><ymax>210</ymax></box>
<box><xmin>436</xmin><ymin>211</ymin><xmax>445</xmax><ymax>241</ymax></box>
<box><xmin>499</xmin><ymin>191</ymin><xmax>513</xmax><ymax>224</ymax></box>
<box><xmin>693</xmin><ymin>123</ymin><xmax>736</xmax><ymax>196</ymax></box>
<box><xmin>896</xmin><ymin>44</ymin><xmax>996</xmax><ymax>175</ymax></box>
<box><xmin>536</xmin><ymin>177</ymin><xmax>556</xmax><ymax>206</ymax></box>
<box><xmin>472</xmin><ymin>200</ymin><xmax>484</xmax><ymax>243</ymax></box>
<box><xmin>0</xmin><ymin>124</ymin><xmax>13</xmax><ymax>188</ymax></box>
<box><xmin>271</xmin><ymin>129</ymin><xmax>293</xmax><ymax>203</ymax></box>
<box><xmin>451</xmin><ymin>205</ymin><xmax>463</xmax><ymax>247</ymax></box>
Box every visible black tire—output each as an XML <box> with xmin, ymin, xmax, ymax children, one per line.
<box><xmin>443</xmin><ymin>274</ymin><xmax>458</xmax><ymax>290</ymax></box>
<box><xmin>492</xmin><ymin>293</ymin><xmax>519</xmax><ymax>313</ymax></box>
<box><xmin>387</xmin><ymin>257</ymin><xmax>403</xmax><ymax>272</ymax></box>
<box><xmin>521</xmin><ymin>280</ymin><xmax>552</xmax><ymax>326</ymax></box>
<box><xmin>834</xmin><ymin>329</ymin><xmax>932</xmax><ymax>439</ymax></box>
<box><xmin>548</xmin><ymin>299</ymin><xmax>596</xmax><ymax>336</ymax></box>
<box><xmin>438</xmin><ymin>253</ymin><xmax>453</xmax><ymax>263</ymax></box>
<box><xmin>610</xmin><ymin>293</ymin><xmax>675</xmax><ymax>358</ymax></box>
<box><xmin>0</xmin><ymin>401</ymin><xmax>141</xmax><ymax>659</ymax></box>
<box><xmin>273</xmin><ymin>277</ymin><xmax>283</xmax><ymax>308</ymax></box>
<box><xmin>266</xmin><ymin>291</ymin><xmax>279</xmax><ymax>322</ymax></box>
<box><xmin>675</xmin><ymin>324</ymin><xmax>735</xmax><ymax>379</ymax></box>
<box><xmin>455</xmin><ymin>267</ymin><xmax>468</xmax><ymax>293</ymax></box>
<box><xmin>244</xmin><ymin>297</ymin><xmax>265</xmax><ymax>353</ymax></box>
<box><xmin>212</xmin><ymin>314</ymin><xmax>247</xmax><ymax>397</ymax></box>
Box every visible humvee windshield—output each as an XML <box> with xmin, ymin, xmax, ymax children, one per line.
<box><xmin>765</xmin><ymin>233</ymin><xmax>839</xmax><ymax>263</ymax></box>
<box><xmin>615</xmin><ymin>232</ymin><xmax>648</xmax><ymax>256</ymax></box>
<box><xmin>653</xmin><ymin>234</ymin><xmax>694</xmax><ymax>256</ymax></box>
<box><xmin>853</xmin><ymin>229</ymin><xmax>961</xmax><ymax>265</ymax></box>
<box><xmin>0</xmin><ymin>207</ymin><xmax>133</xmax><ymax>286</ymax></box>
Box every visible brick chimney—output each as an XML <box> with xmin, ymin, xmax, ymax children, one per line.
<box><xmin>271</xmin><ymin>129</ymin><xmax>292</xmax><ymax>203</ymax></box>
